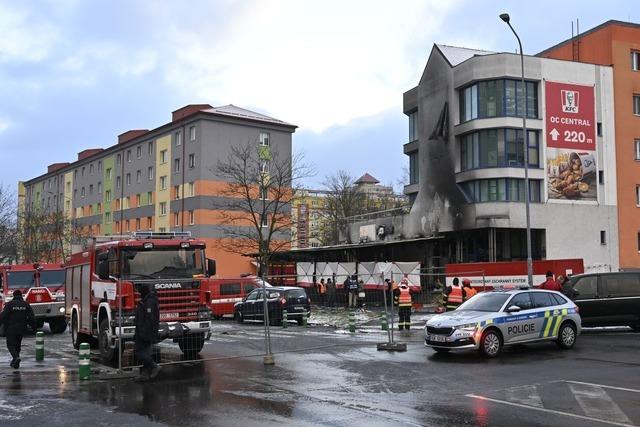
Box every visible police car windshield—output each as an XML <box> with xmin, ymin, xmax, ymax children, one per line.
<box><xmin>6</xmin><ymin>271</ymin><xmax>35</xmax><ymax>288</ymax></box>
<box><xmin>457</xmin><ymin>293</ymin><xmax>510</xmax><ymax>312</ymax></box>
<box><xmin>122</xmin><ymin>247</ymin><xmax>206</xmax><ymax>279</ymax></box>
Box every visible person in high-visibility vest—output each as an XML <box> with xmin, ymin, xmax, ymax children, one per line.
<box><xmin>444</xmin><ymin>277</ymin><xmax>463</xmax><ymax>311</ymax></box>
<box><xmin>462</xmin><ymin>278</ymin><xmax>477</xmax><ymax>301</ymax></box>
<box><xmin>394</xmin><ymin>278</ymin><xmax>413</xmax><ymax>330</ymax></box>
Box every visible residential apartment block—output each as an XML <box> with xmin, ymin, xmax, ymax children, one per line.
<box><xmin>19</xmin><ymin>104</ymin><xmax>296</xmax><ymax>276</ymax></box>
<box><xmin>539</xmin><ymin>20</ymin><xmax>640</xmax><ymax>269</ymax></box>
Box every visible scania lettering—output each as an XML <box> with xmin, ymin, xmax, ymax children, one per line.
<box><xmin>0</xmin><ymin>263</ymin><xmax>67</xmax><ymax>334</ymax></box>
<box><xmin>64</xmin><ymin>232</ymin><xmax>217</xmax><ymax>362</ymax></box>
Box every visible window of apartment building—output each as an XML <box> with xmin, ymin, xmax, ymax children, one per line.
<box><xmin>409</xmin><ymin>151</ymin><xmax>419</xmax><ymax>184</ymax></box>
<box><xmin>188</xmin><ymin>154</ymin><xmax>195</xmax><ymax>168</ymax></box>
<box><xmin>136</xmin><ymin>218</ymin><xmax>141</xmax><ymax>230</ymax></box>
<box><xmin>636</xmin><ymin>184</ymin><xmax>640</xmax><ymax>206</ymax></box>
<box><xmin>105</xmin><ymin>189</ymin><xmax>111</xmax><ymax>202</ymax></box>
<box><xmin>65</xmin><ymin>200</ymin><xmax>71</xmax><ymax>211</ymax></box>
<box><xmin>597</xmin><ymin>122</ymin><xmax>602</xmax><ymax>137</ymax></box>
<box><xmin>81</xmin><ymin>187</ymin><xmax>85</xmax><ymax>198</ymax></box>
<box><xmin>106</xmin><ymin>168</ymin><xmax>112</xmax><ymax>180</ymax></box>
<box><xmin>174</xmin><ymin>185</ymin><xmax>180</xmax><ymax>200</ymax></box>
<box><xmin>124</xmin><ymin>220</ymin><xmax>130</xmax><ymax>232</ymax></box>
<box><xmin>160</xmin><ymin>150</ymin><xmax>168</xmax><ymax>164</ymax></box>
<box><xmin>261</xmin><ymin>214</ymin><xmax>268</xmax><ymax>228</ymax></box>
<box><xmin>148</xmin><ymin>141</ymin><xmax>153</xmax><ymax>157</ymax></box>
<box><xmin>259</xmin><ymin>132</ymin><xmax>270</xmax><ymax>146</ymax></box>
<box><xmin>117</xmin><ymin>153</ymin><xmax>121</xmax><ymax>165</ymax></box>
<box><xmin>66</xmin><ymin>181</ymin><xmax>71</xmax><ymax>193</ymax></box>
<box><xmin>260</xmin><ymin>160</ymin><xmax>269</xmax><ymax>173</ymax></box>
<box><xmin>189</xmin><ymin>126</ymin><xmax>196</xmax><ymax>141</ymax></box>
<box><xmin>147</xmin><ymin>216</ymin><xmax>152</xmax><ymax>229</ymax></box>
<box><xmin>127</xmin><ymin>149</ymin><xmax>132</xmax><ymax>162</ymax></box>
<box><xmin>147</xmin><ymin>191</ymin><xmax>153</xmax><ymax>205</ymax></box>
<box><xmin>600</xmin><ymin>230</ymin><xmax>607</xmax><ymax>245</ymax></box>
<box><xmin>97</xmin><ymin>182</ymin><xmax>102</xmax><ymax>194</ymax></box>
<box><xmin>159</xmin><ymin>227</ymin><xmax>166</xmax><ymax>233</ymax></box>
<box><xmin>461</xmin><ymin>129</ymin><xmax>539</xmax><ymax>171</ymax></box>
<box><xmin>408</xmin><ymin>111</ymin><xmax>418</xmax><ymax>142</ymax></box>
<box><xmin>126</xmin><ymin>173</ymin><xmax>131</xmax><ymax>186</ymax></box>
<box><xmin>105</xmin><ymin>212</ymin><xmax>112</xmax><ymax>224</ymax></box>
<box><xmin>175</xmin><ymin>130</ymin><xmax>182</xmax><ymax>146</ymax></box>
<box><xmin>148</xmin><ymin>166</ymin><xmax>154</xmax><ymax>180</ymax></box>
<box><xmin>89</xmin><ymin>164</ymin><xmax>94</xmax><ymax>175</ymax></box>
<box><xmin>160</xmin><ymin>176</ymin><xmax>168</xmax><ymax>190</ymax></box>
<box><xmin>189</xmin><ymin>210</ymin><xmax>194</xmax><ymax>225</ymax></box>
<box><xmin>136</xmin><ymin>170</ymin><xmax>141</xmax><ymax>183</ymax></box>
<box><xmin>74</xmin><ymin>169</ymin><xmax>78</xmax><ymax>180</ymax></box>
<box><xmin>174</xmin><ymin>158</ymin><xmax>181</xmax><ymax>173</ymax></box>
<box><xmin>81</xmin><ymin>166</ymin><xmax>85</xmax><ymax>177</ymax></box>
<box><xmin>173</xmin><ymin>212</ymin><xmax>180</xmax><ymax>226</ymax></box>
<box><xmin>137</xmin><ymin>145</ymin><xmax>142</xmax><ymax>159</ymax></box>
<box><xmin>97</xmin><ymin>202</ymin><xmax>101</xmax><ymax>213</ymax></box>
<box><xmin>89</xmin><ymin>184</ymin><xmax>93</xmax><ymax>195</ymax></box>
<box><xmin>598</xmin><ymin>170</ymin><xmax>605</xmax><ymax>185</ymax></box>
<box><xmin>116</xmin><ymin>176</ymin><xmax>121</xmax><ymax>189</ymax></box>
<box><xmin>188</xmin><ymin>182</ymin><xmax>194</xmax><ymax>197</ymax></box>
<box><xmin>98</xmin><ymin>160</ymin><xmax>102</xmax><ymax>172</ymax></box>
<box><xmin>634</xmin><ymin>95</ymin><xmax>640</xmax><ymax>116</ymax></box>
<box><xmin>115</xmin><ymin>199</ymin><xmax>121</xmax><ymax>210</ymax></box>
<box><xmin>96</xmin><ymin>223</ymin><xmax>101</xmax><ymax>234</ymax></box>
<box><xmin>260</xmin><ymin>186</ymin><xmax>268</xmax><ymax>200</ymax></box>
<box><xmin>136</xmin><ymin>194</ymin><xmax>141</xmax><ymax>206</ymax></box>
<box><xmin>460</xmin><ymin>178</ymin><xmax>542</xmax><ymax>203</ymax></box>
<box><xmin>460</xmin><ymin>79</ymin><xmax>537</xmax><ymax>122</ymax></box>
<box><xmin>115</xmin><ymin>221</ymin><xmax>120</xmax><ymax>233</ymax></box>
<box><xmin>159</xmin><ymin>202</ymin><xmax>167</xmax><ymax>216</ymax></box>
<box><xmin>635</xmin><ymin>139</ymin><xmax>640</xmax><ymax>160</ymax></box>
<box><xmin>125</xmin><ymin>196</ymin><xmax>130</xmax><ymax>209</ymax></box>
<box><xmin>632</xmin><ymin>50</ymin><xmax>640</xmax><ymax>71</ymax></box>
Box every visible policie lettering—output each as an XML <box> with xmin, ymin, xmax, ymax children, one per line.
<box><xmin>507</xmin><ymin>323</ymin><xmax>535</xmax><ymax>336</ymax></box>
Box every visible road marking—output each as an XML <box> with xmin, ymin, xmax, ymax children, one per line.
<box><xmin>504</xmin><ymin>385</ymin><xmax>543</xmax><ymax>408</ymax></box>
<box><xmin>466</xmin><ymin>394</ymin><xmax>636</xmax><ymax>427</ymax></box>
<box><xmin>568</xmin><ymin>383</ymin><xmax>633</xmax><ymax>425</ymax></box>
<box><xmin>565</xmin><ymin>381</ymin><xmax>640</xmax><ymax>394</ymax></box>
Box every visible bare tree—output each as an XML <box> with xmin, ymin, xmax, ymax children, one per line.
<box><xmin>214</xmin><ymin>141</ymin><xmax>312</xmax><ymax>276</ymax></box>
<box><xmin>0</xmin><ymin>184</ymin><xmax>18</xmax><ymax>263</ymax></box>
<box><xmin>319</xmin><ymin>171</ymin><xmax>367</xmax><ymax>245</ymax></box>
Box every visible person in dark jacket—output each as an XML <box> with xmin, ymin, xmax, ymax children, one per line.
<box><xmin>134</xmin><ymin>283</ymin><xmax>160</xmax><ymax>380</ymax></box>
<box><xmin>0</xmin><ymin>290</ymin><xmax>36</xmax><ymax>368</ymax></box>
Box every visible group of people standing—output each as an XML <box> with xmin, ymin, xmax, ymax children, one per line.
<box><xmin>443</xmin><ymin>277</ymin><xmax>476</xmax><ymax>311</ymax></box>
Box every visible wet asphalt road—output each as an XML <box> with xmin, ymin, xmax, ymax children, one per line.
<box><xmin>0</xmin><ymin>320</ymin><xmax>639</xmax><ymax>426</ymax></box>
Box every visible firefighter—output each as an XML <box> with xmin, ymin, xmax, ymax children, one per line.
<box><xmin>444</xmin><ymin>277</ymin><xmax>463</xmax><ymax>311</ymax></box>
<box><xmin>394</xmin><ymin>277</ymin><xmax>413</xmax><ymax>330</ymax></box>
<box><xmin>135</xmin><ymin>283</ymin><xmax>160</xmax><ymax>381</ymax></box>
<box><xmin>462</xmin><ymin>278</ymin><xmax>477</xmax><ymax>301</ymax></box>
<box><xmin>0</xmin><ymin>290</ymin><xmax>36</xmax><ymax>369</ymax></box>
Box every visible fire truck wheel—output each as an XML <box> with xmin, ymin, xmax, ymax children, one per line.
<box><xmin>99</xmin><ymin>318</ymin><xmax>118</xmax><ymax>363</ymax></box>
<box><xmin>49</xmin><ymin>317</ymin><xmax>67</xmax><ymax>334</ymax></box>
<box><xmin>178</xmin><ymin>333</ymin><xmax>205</xmax><ymax>359</ymax></box>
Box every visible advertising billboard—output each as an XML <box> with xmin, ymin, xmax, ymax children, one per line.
<box><xmin>544</xmin><ymin>81</ymin><xmax>597</xmax><ymax>202</ymax></box>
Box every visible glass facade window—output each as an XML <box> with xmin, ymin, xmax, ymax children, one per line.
<box><xmin>461</xmin><ymin>129</ymin><xmax>539</xmax><ymax>170</ymax></box>
<box><xmin>408</xmin><ymin>151</ymin><xmax>419</xmax><ymax>184</ymax></box>
<box><xmin>460</xmin><ymin>178</ymin><xmax>541</xmax><ymax>203</ymax></box>
<box><xmin>460</xmin><ymin>79</ymin><xmax>537</xmax><ymax>122</ymax></box>
<box><xmin>634</xmin><ymin>95</ymin><xmax>640</xmax><ymax>116</ymax></box>
<box><xmin>632</xmin><ymin>51</ymin><xmax>640</xmax><ymax>71</ymax></box>
<box><xmin>408</xmin><ymin>111</ymin><xmax>418</xmax><ymax>142</ymax></box>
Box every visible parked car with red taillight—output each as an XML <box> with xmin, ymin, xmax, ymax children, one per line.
<box><xmin>233</xmin><ymin>286</ymin><xmax>310</xmax><ymax>326</ymax></box>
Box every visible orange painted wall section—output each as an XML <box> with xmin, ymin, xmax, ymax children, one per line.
<box><xmin>541</xmin><ymin>23</ymin><xmax>640</xmax><ymax>268</ymax></box>
<box><xmin>202</xmin><ymin>238</ymin><xmax>256</xmax><ymax>277</ymax></box>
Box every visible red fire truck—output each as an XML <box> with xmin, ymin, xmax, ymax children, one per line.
<box><xmin>0</xmin><ymin>263</ymin><xmax>67</xmax><ymax>334</ymax></box>
<box><xmin>64</xmin><ymin>232</ymin><xmax>216</xmax><ymax>362</ymax></box>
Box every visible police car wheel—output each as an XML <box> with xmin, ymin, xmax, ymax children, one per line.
<box><xmin>557</xmin><ymin>322</ymin><xmax>576</xmax><ymax>349</ymax></box>
<box><xmin>479</xmin><ymin>330</ymin><xmax>502</xmax><ymax>358</ymax></box>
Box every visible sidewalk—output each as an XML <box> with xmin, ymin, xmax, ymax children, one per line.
<box><xmin>308</xmin><ymin>305</ymin><xmax>437</xmax><ymax>329</ymax></box>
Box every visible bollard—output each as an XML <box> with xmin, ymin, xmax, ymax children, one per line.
<box><xmin>79</xmin><ymin>343</ymin><xmax>91</xmax><ymax>380</ymax></box>
<box><xmin>349</xmin><ymin>311</ymin><xmax>356</xmax><ymax>333</ymax></box>
<box><xmin>301</xmin><ymin>313</ymin><xmax>308</xmax><ymax>327</ymax></box>
<box><xmin>282</xmin><ymin>310</ymin><xmax>288</xmax><ymax>328</ymax></box>
<box><xmin>381</xmin><ymin>313</ymin><xmax>388</xmax><ymax>331</ymax></box>
<box><xmin>35</xmin><ymin>331</ymin><xmax>44</xmax><ymax>361</ymax></box>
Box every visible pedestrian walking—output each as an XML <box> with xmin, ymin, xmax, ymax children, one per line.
<box><xmin>0</xmin><ymin>290</ymin><xmax>36</xmax><ymax>369</ymax></box>
<box><xmin>540</xmin><ymin>271</ymin><xmax>561</xmax><ymax>291</ymax></box>
<box><xmin>461</xmin><ymin>278</ymin><xmax>477</xmax><ymax>301</ymax></box>
<box><xmin>134</xmin><ymin>283</ymin><xmax>161</xmax><ymax>381</ymax></box>
<box><xmin>325</xmin><ymin>278</ymin><xmax>336</xmax><ymax>307</ymax></box>
<box><xmin>394</xmin><ymin>278</ymin><xmax>413</xmax><ymax>330</ymax></box>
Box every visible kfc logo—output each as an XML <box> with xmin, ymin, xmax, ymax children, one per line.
<box><xmin>561</xmin><ymin>90</ymin><xmax>579</xmax><ymax>113</ymax></box>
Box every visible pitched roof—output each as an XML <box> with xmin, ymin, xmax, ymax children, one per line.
<box><xmin>204</xmin><ymin>104</ymin><xmax>295</xmax><ymax>127</ymax></box>
<box><xmin>355</xmin><ymin>173</ymin><xmax>380</xmax><ymax>185</ymax></box>
<box><xmin>537</xmin><ymin>20</ymin><xmax>640</xmax><ymax>56</ymax></box>
<box><xmin>435</xmin><ymin>44</ymin><xmax>494</xmax><ymax>67</ymax></box>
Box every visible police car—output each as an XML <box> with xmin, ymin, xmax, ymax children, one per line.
<box><xmin>425</xmin><ymin>289</ymin><xmax>581</xmax><ymax>357</ymax></box>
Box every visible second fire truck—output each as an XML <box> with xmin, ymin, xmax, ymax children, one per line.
<box><xmin>65</xmin><ymin>232</ymin><xmax>216</xmax><ymax>362</ymax></box>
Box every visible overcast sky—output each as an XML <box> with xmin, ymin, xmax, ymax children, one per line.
<box><xmin>0</xmin><ymin>0</ymin><xmax>637</xmax><ymax>193</ymax></box>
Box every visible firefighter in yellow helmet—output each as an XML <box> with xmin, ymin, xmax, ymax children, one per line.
<box><xmin>393</xmin><ymin>276</ymin><xmax>413</xmax><ymax>330</ymax></box>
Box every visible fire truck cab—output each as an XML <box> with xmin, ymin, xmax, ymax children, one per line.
<box><xmin>65</xmin><ymin>232</ymin><xmax>216</xmax><ymax>362</ymax></box>
<box><xmin>0</xmin><ymin>263</ymin><xmax>67</xmax><ymax>334</ymax></box>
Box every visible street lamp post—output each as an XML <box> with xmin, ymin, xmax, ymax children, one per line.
<box><xmin>500</xmin><ymin>13</ymin><xmax>534</xmax><ymax>288</ymax></box>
